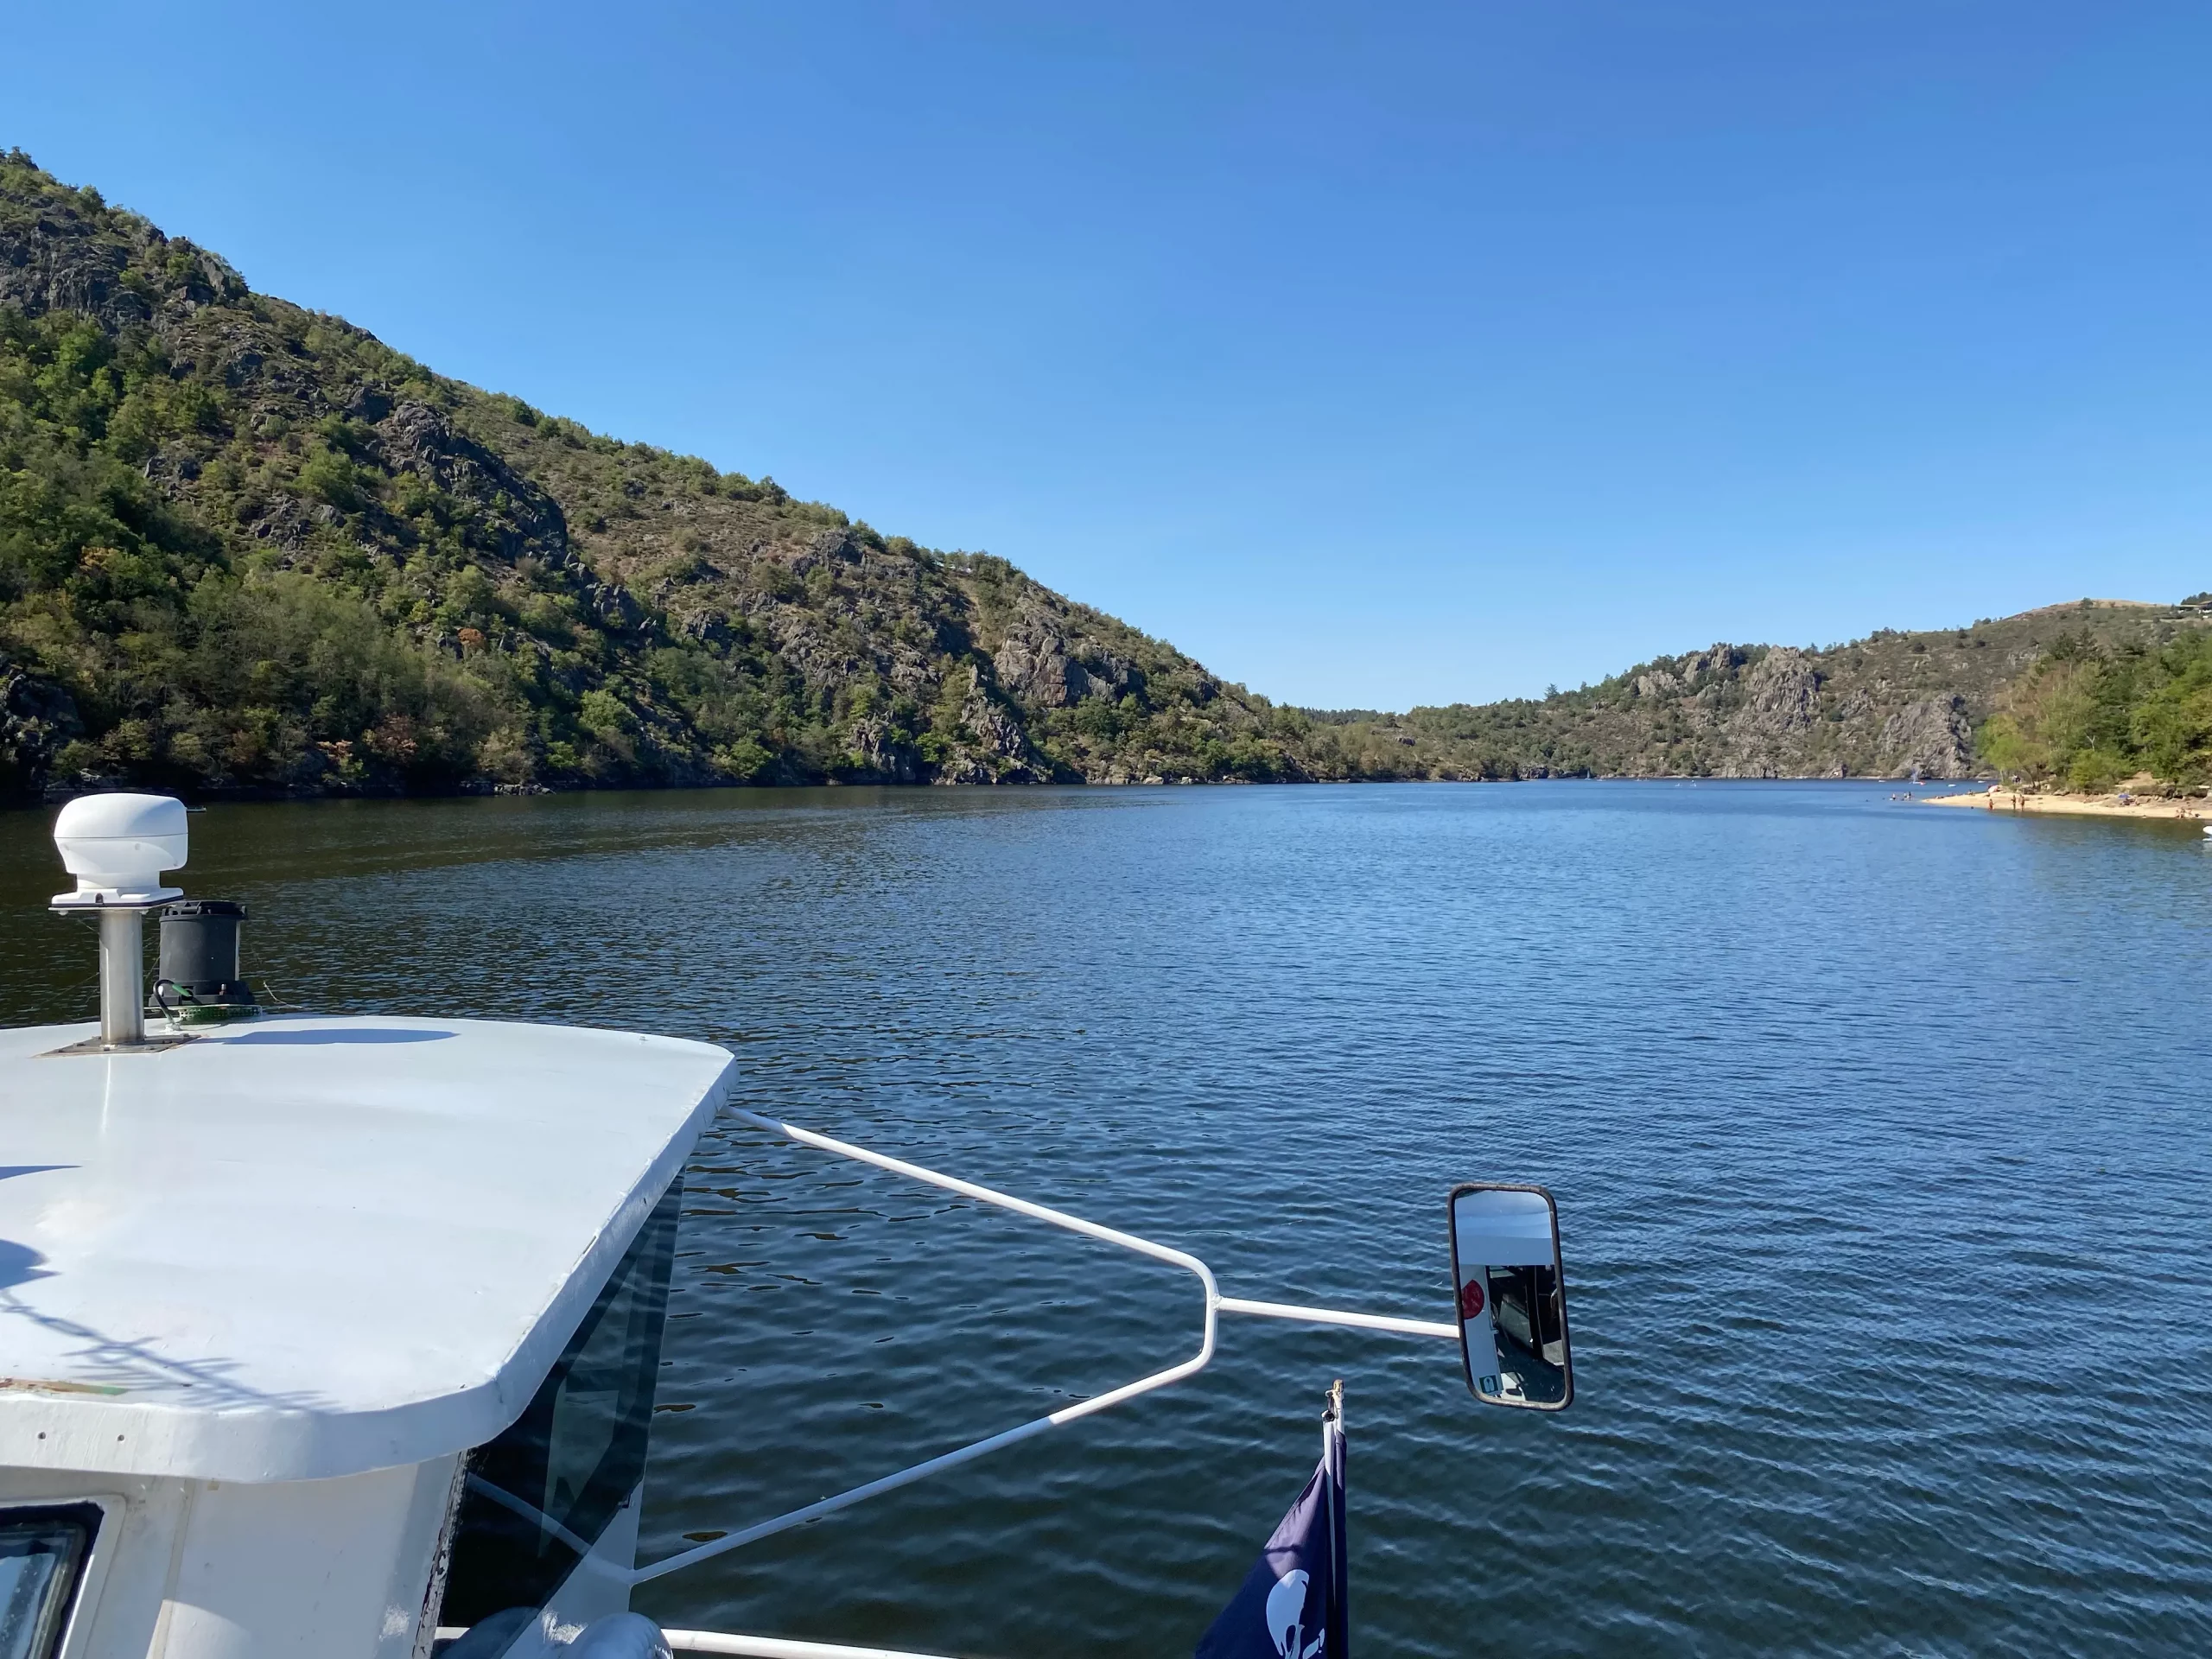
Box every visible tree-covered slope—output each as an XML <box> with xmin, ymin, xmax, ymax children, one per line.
<box><xmin>1977</xmin><ymin>613</ymin><xmax>2212</xmax><ymax>791</ymax></box>
<box><xmin>0</xmin><ymin>151</ymin><xmax>1323</xmax><ymax>798</ymax></box>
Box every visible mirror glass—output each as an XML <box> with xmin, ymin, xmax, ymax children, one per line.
<box><xmin>1451</xmin><ymin>1185</ymin><xmax>1572</xmax><ymax>1410</ymax></box>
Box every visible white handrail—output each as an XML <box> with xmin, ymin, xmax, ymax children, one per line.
<box><xmin>629</xmin><ymin>1108</ymin><xmax>1219</xmax><ymax>1585</ymax></box>
<box><xmin>436</xmin><ymin>1629</ymin><xmax>970</xmax><ymax>1659</ymax></box>
<box><xmin>627</xmin><ymin>1109</ymin><xmax>1456</xmax><ymax>1587</ymax></box>
<box><xmin>663</xmin><ymin>1633</ymin><xmax>965</xmax><ymax>1658</ymax></box>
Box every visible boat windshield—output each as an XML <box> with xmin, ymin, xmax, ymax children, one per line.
<box><xmin>0</xmin><ymin>1504</ymin><xmax>100</xmax><ymax>1659</ymax></box>
<box><xmin>439</xmin><ymin>1181</ymin><xmax>679</xmax><ymax>1633</ymax></box>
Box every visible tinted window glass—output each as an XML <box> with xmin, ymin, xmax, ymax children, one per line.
<box><xmin>441</xmin><ymin>1181</ymin><xmax>678</xmax><ymax>1627</ymax></box>
<box><xmin>0</xmin><ymin>1505</ymin><xmax>99</xmax><ymax>1659</ymax></box>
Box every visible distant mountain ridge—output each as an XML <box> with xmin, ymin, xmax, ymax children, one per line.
<box><xmin>0</xmin><ymin>150</ymin><xmax>2197</xmax><ymax>798</ymax></box>
<box><xmin>1312</xmin><ymin>599</ymin><xmax>2210</xmax><ymax>783</ymax></box>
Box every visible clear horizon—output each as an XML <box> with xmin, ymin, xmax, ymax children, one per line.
<box><xmin>10</xmin><ymin>2</ymin><xmax>2208</xmax><ymax>710</ymax></box>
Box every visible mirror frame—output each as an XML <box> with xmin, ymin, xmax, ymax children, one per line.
<box><xmin>1447</xmin><ymin>1181</ymin><xmax>1573</xmax><ymax>1412</ymax></box>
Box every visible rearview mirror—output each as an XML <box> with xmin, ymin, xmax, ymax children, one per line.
<box><xmin>1450</xmin><ymin>1184</ymin><xmax>1572</xmax><ymax>1410</ymax></box>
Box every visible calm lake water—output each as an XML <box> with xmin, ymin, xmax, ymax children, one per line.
<box><xmin>3</xmin><ymin>782</ymin><xmax>2209</xmax><ymax>1656</ymax></box>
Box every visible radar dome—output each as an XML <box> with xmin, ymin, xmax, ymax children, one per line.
<box><xmin>53</xmin><ymin>792</ymin><xmax>188</xmax><ymax>904</ymax></box>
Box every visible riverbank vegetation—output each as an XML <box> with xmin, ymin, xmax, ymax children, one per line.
<box><xmin>1979</xmin><ymin>630</ymin><xmax>2212</xmax><ymax>791</ymax></box>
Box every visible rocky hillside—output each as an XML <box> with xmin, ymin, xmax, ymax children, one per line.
<box><xmin>0</xmin><ymin>151</ymin><xmax>1322</xmax><ymax>798</ymax></box>
<box><xmin>1307</xmin><ymin>601</ymin><xmax>2211</xmax><ymax>782</ymax></box>
<box><xmin>0</xmin><ymin>150</ymin><xmax>2197</xmax><ymax>798</ymax></box>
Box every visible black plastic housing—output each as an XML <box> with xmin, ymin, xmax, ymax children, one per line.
<box><xmin>156</xmin><ymin>899</ymin><xmax>257</xmax><ymax>1022</ymax></box>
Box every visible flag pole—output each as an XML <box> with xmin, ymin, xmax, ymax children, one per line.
<box><xmin>1326</xmin><ymin>1379</ymin><xmax>1347</xmax><ymax>1659</ymax></box>
<box><xmin>1194</xmin><ymin>1382</ymin><xmax>1352</xmax><ymax>1659</ymax></box>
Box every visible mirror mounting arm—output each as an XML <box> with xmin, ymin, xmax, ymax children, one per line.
<box><xmin>1214</xmin><ymin>1295</ymin><xmax>1458</xmax><ymax>1341</ymax></box>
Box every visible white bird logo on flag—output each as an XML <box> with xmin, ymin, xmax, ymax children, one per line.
<box><xmin>1266</xmin><ymin>1569</ymin><xmax>1324</xmax><ymax>1657</ymax></box>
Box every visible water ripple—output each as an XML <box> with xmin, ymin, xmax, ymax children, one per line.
<box><xmin>3</xmin><ymin>783</ymin><xmax>2208</xmax><ymax>1654</ymax></box>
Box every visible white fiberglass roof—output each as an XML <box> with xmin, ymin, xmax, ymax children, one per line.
<box><xmin>0</xmin><ymin>1014</ymin><xmax>730</xmax><ymax>1483</ymax></box>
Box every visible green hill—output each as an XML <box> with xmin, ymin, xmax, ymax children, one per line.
<box><xmin>2</xmin><ymin>150</ymin><xmax>2203</xmax><ymax>799</ymax></box>
<box><xmin>0</xmin><ymin>151</ymin><xmax>1324</xmax><ymax>798</ymax></box>
<box><xmin>1312</xmin><ymin>600</ymin><xmax>2212</xmax><ymax>787</ymax></box>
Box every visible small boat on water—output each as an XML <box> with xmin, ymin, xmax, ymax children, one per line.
<box><xmin>0</xmin><ymin>796</ymin><xmax>1573</xmax><ymax>1658</ymax></box>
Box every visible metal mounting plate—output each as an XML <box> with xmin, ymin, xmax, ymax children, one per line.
<box><xmin>37</xmin><ymin>1034</ymin><xmax>194</xmax><ymax>1058</ymax></box>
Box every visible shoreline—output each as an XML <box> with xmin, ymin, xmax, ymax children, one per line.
<box><xmin>1923</xmin><ymin>788</ymin><xmax>2209</xmax><ymax>823</ymax></box>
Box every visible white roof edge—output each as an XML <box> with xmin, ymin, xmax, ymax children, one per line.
<box><xmin>0</xmin><ymin>1089</ymin><xmax>715</xmax><ymax>1485</ymax></box>
<box><xmin>0</xmin><ymin>1016</ymin><xmax>734</xmax><ymax>1484</ymax></box>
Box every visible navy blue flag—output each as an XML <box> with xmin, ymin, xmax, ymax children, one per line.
<box><xmin>1196</xmin><ymin>1383</ymin><xmax>1348</xmax><ymax>1659</ymax></box>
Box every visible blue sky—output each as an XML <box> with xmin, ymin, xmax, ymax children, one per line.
<box><xmin>11</xmin><ymin>2</ymin><xmax>2209</xmax><ymax>709</ymax></box>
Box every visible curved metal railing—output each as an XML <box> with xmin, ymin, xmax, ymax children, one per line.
<box><xmin>626</xmin><ymin>1108</ymin><xmax>1453</xmax><ymax>1590</ymax></box>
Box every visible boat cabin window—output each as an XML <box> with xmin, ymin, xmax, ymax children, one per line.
<box><xmin>0</xmin><ymin>1503</ymin><xmax>101</xmax><ymax>1659</ymax></box>
<box><xmin>1485</xmin><ymin>1262</ymin><xmax>1569</xmax><ymax>1402</ymax></box>
<box><xmin>440</xmin><ymin>1182</ymin><xmax>679</xmax><ymax>1632</ymax></box>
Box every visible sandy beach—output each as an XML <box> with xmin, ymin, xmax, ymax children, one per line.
<box><xmin>1923</xmin><ymin>787</ymin><xmax>2209</xmax><ymax>822</ymax></box>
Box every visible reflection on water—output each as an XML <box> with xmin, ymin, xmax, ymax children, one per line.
<box><xmin>3</xmin><ymin>782</ymin><xmax>2210</xmax><ymax>1655</ymax></box>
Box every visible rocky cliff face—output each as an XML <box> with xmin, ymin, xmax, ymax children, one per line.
<box><xmin>1877</xmin><ymin>697</ymin><xmax>1975</xmax><ymax>778</ymax></box>
<box><xmin>0</xmin><ymin>173</ymin><xmax>246</xmax><ymax>329</ymax></box>
<box><xmin>1633</xmin><ymin>645</ymin><xmax>1976</xmax><ymax>779</ymax></box>
<box><xmin>1324</xmin><ymin>602</ymin><xmax>2201</xmax><ymax>782</ymax></box>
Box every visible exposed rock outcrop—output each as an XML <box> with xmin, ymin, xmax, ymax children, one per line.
<box><xmin>1878</xmin><ymin>696</ymin><xmax>1975</xmax><ymax>778</ymax></box>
